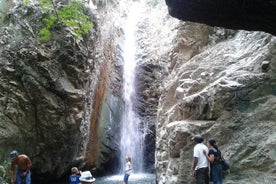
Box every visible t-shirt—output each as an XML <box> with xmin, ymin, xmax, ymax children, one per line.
<box><xmin>125</xmin><ymin>161</ymin><xmax>132</xmax><ymax>175</ymax></box>
<box><xmin>193</xmin><ymin>143</ymin><xmax>209</xmax><ymax>170</ymax></box>
<box><xmin>69</xmin><ymin>175</ymin><xmax>80</xmax><ymax>184</ymax></box>
<box><xmin>209</xmin><ymin>148</ymin><xmax>222</xmax><ymax>165</ymax></box>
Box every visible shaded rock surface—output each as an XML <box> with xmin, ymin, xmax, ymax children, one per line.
<box><xmin>165</xmin><ymin>0</ymin><xmax>276</xmax><ymax>36</ymax></box>
<box><xmin>0</xmin><ymin>0</ymin><xmax>162</xmax><ymax>180</ymax></box>
<box><xmin>0</xmin><ymin>1</ymin><xmax>99</xmax><ymax>182</ymax></box>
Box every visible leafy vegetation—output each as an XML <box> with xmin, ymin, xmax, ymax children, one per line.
<box><xmin>23</xmin><ymin>0</ymin><xmax>31</xmax><ymax>5</ymax></box>
<box><xmin>38</xmin><ymin>0</ymin><xmax>93</xmax><ymax>41</ymax></box>
<box><xmin>0</xmin><ymin>160</ymin><xmax>10</xmax><ymax>183</ymax></box>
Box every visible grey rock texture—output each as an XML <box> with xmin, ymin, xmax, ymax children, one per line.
<box><xmin>156</xmin><ymin>30</ymin><xmax>276</xmax><ymax>183</ymax></box>
<box><xmin>0</xmin><ymin>2</ymin><xmax>99</xmax><ymax>181</ymax></box>
<box><xmin>0</xmin><ymin>0</ymin><xmax>12</xmax><ymax>24</ymax></box>
<box><xmin>1</xmin><ymin>1</ymin><xmax>276</xmax><ymax>184</ymax></box>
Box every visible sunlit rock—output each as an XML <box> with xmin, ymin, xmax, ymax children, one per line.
<box><xmin>156</xmin><ymin>30</ymin><xmax>276</xmax><ymax>183</ymax></box>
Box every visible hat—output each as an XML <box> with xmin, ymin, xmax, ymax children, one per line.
<box><xmin>10</xmin><ymin>150</ymin><xmax>18</xmax><ymax>160</ymax></box>
<box><xmin>79</xmin><ymin>171</ymin><xmax>96</xmax><ymax>182</ymax></box>
<box><xmin>192</xmin><ymin>135</ymin><xmax>204</xmax><ymax>143</ymax></box>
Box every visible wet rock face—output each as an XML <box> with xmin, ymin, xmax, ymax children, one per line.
<box><xmin>0</xmin><ymin>3</ymin><xmax>97</xmax><ymax>182</ymax></box>
<box><xmin>135</xmin><ymin>64</ymin><xmax>163</xmax><ymax>173</ymax></box>
<box><xmin>165</xmin><ymin>0</ymin><xmax>276</xmax><ymax>36</ymax></box>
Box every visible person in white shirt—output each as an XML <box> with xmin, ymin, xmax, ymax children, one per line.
<box><xmin>123</xmin><ymin>156</ymin><xmax>132</xmax><ymax>184</ymax></box>
<box><xmin>191</xmin><ymin>135</ymin><xmax>209</xmax><ymax>184</ymax></box>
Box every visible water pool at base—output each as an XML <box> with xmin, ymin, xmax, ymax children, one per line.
<box><xmin>96</xmin><ymin>173</ymin><xmax>156</xmax><ymax>184</ymax></box>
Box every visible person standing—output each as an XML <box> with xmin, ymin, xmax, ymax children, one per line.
<box><xmin>123</xmin><ymin>156</ymin><xmax>132</xmax><ymax>184</ymax></box>
<box><xmin>9</xmin><ymin>150</ymin><xmax>32</xmax><ymax>184</ymax></box>
<box><xmin>191</xmin><ymin>135</ymin><xmax>209</xmax><ymax>184</ymax></box>
<box><xmin>69</xmin><ymin>167</ymin><xmax>81</xmax><ymax>184</ymax></box>
<box><xmin>204</xmin><ymin>138</ymin><xmax>224</xmax><ymax>184</ymax></box>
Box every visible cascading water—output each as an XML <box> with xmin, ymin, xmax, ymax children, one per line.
<box><xmin>119</xmin><ymin>3</ymin><xmax>144</xmax><ymax>173</ymax></box>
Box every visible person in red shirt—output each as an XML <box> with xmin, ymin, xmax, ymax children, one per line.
<box><xmin>10</xmin><ymin>150</ymin><xmax>32</xmax><ymax>184</ymax></box>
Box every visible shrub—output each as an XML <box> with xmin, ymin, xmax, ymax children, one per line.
<box><xmin>38</xmin><ymin>0</ymin><xmax>93</xmax><ymax>41</ymax></box>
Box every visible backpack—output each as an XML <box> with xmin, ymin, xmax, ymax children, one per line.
<box><xmin>220</xmin><ymin>156</ymin><xmax>230</xmax><ymax>171</ymax></box>
<box><xmin>211</xmin><ymin>148</ymin><xmax>230</xmax><ymax>171</ymax></box>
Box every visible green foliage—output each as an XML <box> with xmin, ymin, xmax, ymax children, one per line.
<box><xmin>39</xmin><ymin>27</ymin><xmax>51</xmax><ymax>42</ymax></box>
<box><xmin>58</xmin><ymin>1</ymin><xmax>93</xmax><ymax>39</ymax></box>
<box><xmin>38</xmin><ymin>0</ymin><xmax>93</xmax><ymax>41</ymax></box>
<box><xmin>0</xmin><ymin>160</ymin><xmax>10</xmax><ymax>183</ymax></box>
<box><xmin>39</xmin><ymin>0</ymin><xmax>53</xmax><ymax>12</ymax></box>
<box><xmin>23</xmin><ymin>0</ymin><xmax>31</xmax><ymax>5</ymax></box>
<box><xmin>43</xmin><ymin>14</ymin><xmax>57</xmax><ymax>29</ymax></box>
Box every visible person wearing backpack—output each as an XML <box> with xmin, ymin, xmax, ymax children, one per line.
<box><xmin>9</xmin><ymin>150</ymin><xmax>32</xmax><ymax>184</ymax></box>
<box><xmin>203</xmin><ymin>138</ymin><xmax>224</xmax><ymax>184</ymax></box>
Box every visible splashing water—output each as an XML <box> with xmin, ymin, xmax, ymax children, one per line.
<box><xmin>120</xmin><ymin>2</ymin><xmax>145</xmax><ymax>173</ymax></box>
<box><xmin>96</xmin><ymin>173</ymin><xmax>156</xmax><ymax>184</ymax></box>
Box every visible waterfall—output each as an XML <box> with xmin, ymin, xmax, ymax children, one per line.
<box><xmin>120</xmin><ymin>3</ymin><xmax>144</xmax><ymax>173</ymax></box>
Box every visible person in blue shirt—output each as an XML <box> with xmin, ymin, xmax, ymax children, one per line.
<box><xmin>69</xmin><ymin>167</ymin><xmax>80</xmax><ymax>184</ymax></box>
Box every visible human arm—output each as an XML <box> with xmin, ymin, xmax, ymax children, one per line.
<box><xmin>203</xmin><ymin>149</ymin><xmax>215</xmax><ymax>164</ymax></box>
<box><xmin>10</xmin><ymin>162</ymin><xmax>15</xmax><ymax>184</ymax></box>
<box><xmin>191</xmin><ymin>157</ymin><xmax>198</xmax><ymax>177</ymax></box>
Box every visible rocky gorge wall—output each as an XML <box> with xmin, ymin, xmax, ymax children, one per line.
<box><xmin>154</xmin><ymin>1</ymin><xmax>276</xmax><ymax>183</ymax></box>
<box><xmin>155</xmin><ymin>23</ymin><xmax>276</xmax><ymax>184</ymax></box>
<box><xmin>0</xmin><ymin>0</ymin><xmax>101</xmax><ymax>182</ymax></box>
<box><xmin>0</xmin><ymin>0</ymin><xmax>276</xmax><ymax>183</ymax></box>
<box><xmin>0</xmin><ymin>0</ymin><xmax>162</xmax><ymax>181</ymax></box>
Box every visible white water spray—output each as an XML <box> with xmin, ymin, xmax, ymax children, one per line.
<box><xmin>120</xmin><ymin>3</ymin><xmax>145</xmax><ymax>173</ymax></box>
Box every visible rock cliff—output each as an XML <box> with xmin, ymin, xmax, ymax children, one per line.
<box><xmin>156</xmin><ymin>26</ymin><xmax>276</xmax><ymax>184</ymax></box>
<box><xmin>1</xmin><ymin>0</ymin><xmax>276</xmax><ymax>183</ymax></box>
<box><xmin>155</xmin><ymin>1</ymin><xmax>276</xmax><ymax>183</ymax></box>
<box><xmin>0</xmin><ymin>1</ymin><xmax>99</xmax><ymax>182</ymax></box>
